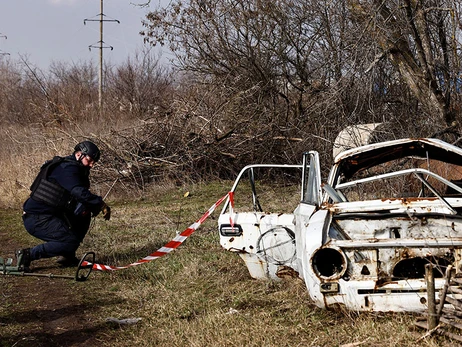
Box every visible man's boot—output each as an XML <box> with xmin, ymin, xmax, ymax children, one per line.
<box><xmin>16</xmin><ymin>248</ymin><xmax>31</xmax><ymax>272</ymax></box>
<box><xmin>56</xmin><ymin>255</ymin><xmax>80</xmax><ymax>267</ymax></box>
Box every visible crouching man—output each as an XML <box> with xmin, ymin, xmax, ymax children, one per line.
<box><xmin>17</xmin><ymin>140</ymin><xmax>111</xmax><ymax>271</ymax></box>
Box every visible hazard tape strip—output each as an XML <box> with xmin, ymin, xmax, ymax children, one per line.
<box><xmin>82</xmin><ymin>191</ymin><xmax>233</xmax><ymax>271</ymax></box>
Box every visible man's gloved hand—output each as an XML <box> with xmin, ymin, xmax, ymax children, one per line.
<box><xmin>101</xmin><ymin>201</ymin><xmax>111</xmax><ymax>221</ymax></box>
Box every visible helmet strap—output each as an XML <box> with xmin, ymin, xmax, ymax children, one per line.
<box><xmin>76</xmin><ymin>152</ymin><xmax>85</xmax><ymax>162</ymax></box>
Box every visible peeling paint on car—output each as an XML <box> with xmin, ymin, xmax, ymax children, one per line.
<box><xmin>218</xmin><ymin>138</ymin><xmax>462</xmax><ymax>312</ymax></box>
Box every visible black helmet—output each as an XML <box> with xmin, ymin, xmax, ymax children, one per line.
<box><xmin>74</xmin><ymin>141</ymin><xmax>101</xmax><ymax>162</ymax></box>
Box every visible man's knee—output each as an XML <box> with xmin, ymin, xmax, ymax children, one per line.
<box><xmin>62</xmin><ymin>239</ymin><xmax>81</xmax><ymax>252</ymax></box>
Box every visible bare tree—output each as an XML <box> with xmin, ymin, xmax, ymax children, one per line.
<box><xmin>140</xmin><ymin>0</ymin><xmax>402</xmax><ymax>167</ymax></box>
<box><xmin>106</xmin><ymin>49</ymin><xmax>172</xmax><ymax>118</ymax></box>
<box><xmin>141</xmin><ymin>0</ymin><xmax>329</xmax><ymax>123</ymax></box>
<box><xmin>348</xmin><ymin>0</ymin><xmax>462</xmax><ymax>128</ymax></box>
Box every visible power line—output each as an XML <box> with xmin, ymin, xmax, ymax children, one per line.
<box><xmin>0</xmin><ymin>33</ymin><xmax>9</xmax><ymax>56</ymax></box>
<box><xmin>84</xmin><ymin>0</ymin><xmax>119</xmax><ymax>116</ymax></box>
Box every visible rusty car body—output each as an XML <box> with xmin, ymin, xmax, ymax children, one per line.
<box><xmin>218</xmin><ymin>138</ymin><xmax>462</xmax><ymax>312</ymax></box>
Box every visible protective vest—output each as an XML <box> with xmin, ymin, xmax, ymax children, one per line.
<box><xmin>29</xmin><ymin>156</ymin><xmax>73</xmax><ymax>209</ymax></box>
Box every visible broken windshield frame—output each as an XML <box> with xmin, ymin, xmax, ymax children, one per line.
<box><xmin>219</xmin><ymin>164</ymin><xmax>304</xmax><ymax>214</ymax></box>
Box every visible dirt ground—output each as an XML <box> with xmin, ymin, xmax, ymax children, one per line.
<box><xmin>0</xmin><ymin>229</ymin><xmax>121</xmax><ymax>347</ymax></box>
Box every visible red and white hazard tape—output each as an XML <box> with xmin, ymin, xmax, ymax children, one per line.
<box><xmin>82</xmin><ymin>192</ymin><xmax>233</xmax><ymax>271</ymax></box>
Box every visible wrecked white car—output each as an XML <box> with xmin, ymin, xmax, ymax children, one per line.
<box><xmin>218</xmin><ymin>138</ymin><xmax>462</xmax><ymax>312</ymax></box>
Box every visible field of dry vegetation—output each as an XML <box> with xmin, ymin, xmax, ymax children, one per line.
<box><xmin>1</xmin><ymin>181</ymin><xmax>458</xmax><ymax>347</ymax></box>
<box><xmin>0</xmin><ymin>110</ymin><xmax>458</xmax><ymax>346</ymax></box>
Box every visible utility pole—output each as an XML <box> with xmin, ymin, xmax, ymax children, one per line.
<box><xmin>84</xmin><ymin>0</ymin><xmax>119</xmax><ymax>116</ymax></box>
<box><xmin>0</xmin><ymin>34</ymin><xmax>9</xmax><ymax>56</ymax></box>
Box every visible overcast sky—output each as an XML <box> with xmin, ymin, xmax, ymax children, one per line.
<box><xmin>0</xmin><ymin>0</ymin><xmax>171</xmax><ymax>70</ymax></box>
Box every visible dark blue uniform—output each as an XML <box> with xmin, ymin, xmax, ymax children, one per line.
<box><xmin>23</xmin><ymin>155</ymin><xmax>103</xmax><ymax>261</ymax></box>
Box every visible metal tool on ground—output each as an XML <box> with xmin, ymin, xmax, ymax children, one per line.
<box><xmin>0</xmin><ymin>251</ymin><xmax>95</xmax><ymax>282</ymax></box>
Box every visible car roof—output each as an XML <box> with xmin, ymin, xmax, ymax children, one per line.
<box><xmin>333</xmin><ymin>138</ymin><xmax>462</xmax><ymax>179</ymax></box>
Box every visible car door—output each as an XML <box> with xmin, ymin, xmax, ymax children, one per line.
<box><xmin>218</xmin><ymin>153</ymin><xmax>321</xmax><ymax>280</ymax></box>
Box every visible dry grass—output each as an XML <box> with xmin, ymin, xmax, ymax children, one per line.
<box><xmin>0</xmin><ymin>118</ymin><xmax>144</xmax><ymax>208</ymax></box>
<box><xmin>0</xmin><ymin>123</ymin><xmax>106</xmax><ymax>208</ymax></box>
<box><xmin>0</xmin><ymin>122</ymin><xmax>458</xmax><ymax>346</ymax></box>
<box><xmin>1</xmin><ymin>181</ymin><xmax>459</xmax><ymax>346</ymax></box>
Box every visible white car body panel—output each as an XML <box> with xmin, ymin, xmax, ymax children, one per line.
<box><xmin>218</xmin><ymin>138</ymin><xmax>462</xmax><ymax>311</ymax></box>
